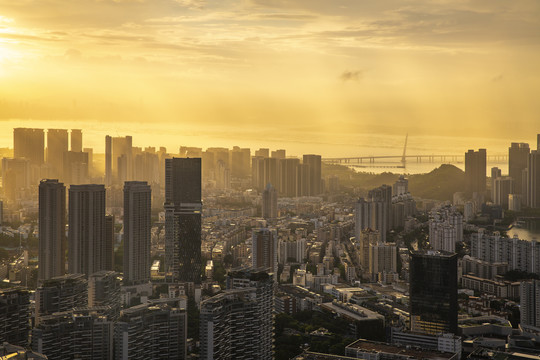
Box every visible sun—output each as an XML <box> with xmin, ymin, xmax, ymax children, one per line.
<box><xmin>0</xmin><ymin>41</ymin><xmax>23</xmax><ymax>77</ymax></box>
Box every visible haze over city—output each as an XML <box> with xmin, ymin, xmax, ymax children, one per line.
<box><xmin>1</xmin><ymin>0</ymin><xmax>540</xmax><ymax>151</ymax></box>
<box><xmin>2</xmin><ymin>1</ymin><xmax>540</xmax><ymax>360</ymax></box>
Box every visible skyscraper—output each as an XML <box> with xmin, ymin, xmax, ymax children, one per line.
<box><xmin>296</xmin><ymin>163</ymin><xmax>310</xmax><ymax>197</ymax></box>
<box><xmin>200</xmin><ymin>268</ymin><xmax>274</xmax><ymax>360</ymax></box>
<box><xmin>465</xmin><ymin>149</ymin><xmax>487</xmax><ymax>194</ymax></box>
<box><xmin>368</xmin><ymin>184</ymin><xmax>392</xmax><ymax>233</ymax></box>
<box><xmin>271</xmin><ymin>149</ymin><xmax>286</xmax><ymax>159</ymax></box>
<box><xmin>124</xmin><ymin>181</ymin><xmax>151</xmax><ymax>284</ymax></box>
<box><xmin>46</xmin><ymin>129</ymin><xmax>68</xmax><ymax>178</ymax></box>
<box><xmin>279</xmin><ymin>158</ymin><xmax>300</xmax><ymax>197</ymax></box>
<box><xmin>1</xmin><ymin>158</ymin><xmax>31</xmax><ymax>203</ymax></box>
<box><xmin>355</xmin><ymin>196</ymin><xmax>390</xmax><ymax>242</ymax></box>
<box><xmin>231</xmin><ymin>147</ymin><xmax>250</xmax><ymax>178</ymax></box>
<box><xmin>32</xmin><ymin>310</ymin><xmax>113</xmax><ymax>360</ymax></box>
<box><xmin>508</xmin><ymin>142</ymin><xmax>529</xmax><ymax>196</ymax></box>
<box><xmin>227</xmin><ymin>269</ymin><xmax>274</xmax><ymax>358</ymax></box>
<box><xmin>409</xmin><ymin>251</ymin><xmax>458</xmax><ymax>335</ymax></box>
<box><xmin>200</xmin><ymin>289</ymin><xmax>261</xmax><ymax>360</ymax></box>
<box><xmin>0</xmin><ymin>287</ymin><xmax>30</xmax><ymax>347</ymax></box>
<box><xmin>68</xmin><ymin>184</ymin><xmax>111</xmax><ymax>276</ymax></box>
<box><xmin>527</xmin><ymin>150</ymin><xmax>540</xmax><ymax>209</ymax></box>
<box><xmin>88</xmin><ymin>270</ymin><xmax>121</xmax><ymax>321</ymax></box>
<box><xmin>491</xmin><ymin>166</ymin><xmax>501</xmax><ymax>201</ymax></box>
<box><xmin>262</xmin><ymin>183</ymin><xmax>278</xmax><ymax>219</ymax></box>
<box><xmin>105</xmin><ymin>214</ymin><xmax>115</xmax><ymax>272</ymax></box>
<box><xmin>520</xmin><ymin>279</ymin><xmax>540</xmax><ymax>333</ymax></box>
<box><xmin>105</xmin><ymin>135</ymin><xmax>112</xmax><ymax>186</ymax></box>
<box><xmin>165</xmin><ymin>158</ymin><xmax>202</xmax><ymax>283</ymax></box>
<box><xmin>14</xmin><ymin>127</ymin><xmax>45</xmax><ymax>165</ymax></box>
<box><xmin>62</xmin><ymin>151</ymin><xmax>89</xmax><ymax>185</ymax></box>
<box><xmin>252</xmin><ymin>156</ymin><xmax>265</xmax><ymax>191</ymax></box>
<box><xmin>368</xmin><ymin>242</ymin><xmax>397</xmax><ymax>282</ymax></box>
<box><xmin>112</xmin><ymin>135</ymin><xmax>133</xmax><ymax>182</ymax></box>
<box><xmin>115</xmin><ymin>303</ymin><xmax>187</xmax><ymax>360</ymax></box>
<box><xmin>303</xmin><ymin>154</ymin><xmax>322</xmax><ymax>196</ymax></box>
<box><xmin>35</xmin><ymin>274</ymin><xmax>88</xmax><ymax>325</ymax></box>
<box><xmin>255</xmin><ymin>148</ymin><xmax>269</xmax><ymax>157</ymax></box>
<box><xmin>493</xmin><ymin>177</ymin><xmax>514</xmax><ymax>208</ymax></box>
<box><xmin>392</xmin><ymin>175</ymin><xmax>408</xmax><ymax>196</ymax></box>
<box><xmin>263</xmin><ymin>157</ymin><xmax>280</xmax><ymax>193</ymax></box>
<box><xmin>252</xmin><ymin>228</ymin><xmax>278</xmax><ymax>276</ymax></box>
<box><xmin>70</xmin><ymin>129</ymin><xmax>82</xmax><ymax>152</ymax></box>
<box><xmin>38</xmin><ymin>179</ymin><xmax>66</xmax><ymax>281</ymax></box>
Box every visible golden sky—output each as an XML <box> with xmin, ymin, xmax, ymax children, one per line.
<box><xmin>0</xmin><ymin>0</ymin><xmax>539</xmax><ymax>153</ymax></box>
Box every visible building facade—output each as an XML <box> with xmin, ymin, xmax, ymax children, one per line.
<box><xmin>38</xmin><ymin>179</ymin><xmax>66</xmax><ymax>281</ymax></box>
<box><xmin>465</xmin><ymin>149</ymin><xmax>487</xmax><ymax>194</ymax></box>
<box><xmin>114</xmin><ymin>303</ymin><xmax>187</xmax><ymax>360</ymax></box>
<box><xmin>164</xmin><ymin>158</ymin><xmax>202</xmax><ymax>283</ymax></box>
<box><xmin>68</xmin><ymin>184</ymin><xmax>111</xmax><ymax>276</ymax></box>
<box><xmin>123</xmin><ymin>181</ymin><xmax>151</xmax><ymax>284</ymax></box>
<box><xmin>410</xmin><ymin>251</ymin><xmax>458</xmax><ymax>335</ymax></box>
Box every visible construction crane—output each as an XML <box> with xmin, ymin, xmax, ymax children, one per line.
<box><xmin>401</xmin><ymin>133</ymin><xmax>408</xmax><ymax>166</ymax></box>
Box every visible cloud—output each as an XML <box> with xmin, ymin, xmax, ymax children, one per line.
<box><xmin>174</xmin><ymin>0</ymin><xmax>206</xmax><ymax>9</ymax></box>
<box><xmin>492</xmin><ymin>74</ymin><xmax>503</xmax><ymax>82</ymax></box>
<box><xmin>64</xmin><ymin>48</ymin><xmax>82</xmax><ymax>60</ymax></box>
<box><xmin>340</xmin><ymin>70</ymin><xmax>362</xmax><ymax>82</ymax></box>
<box><xmin>0</xmin><ymin>32</ymin><xmax>62</xmax><ymax>42</ymax></box>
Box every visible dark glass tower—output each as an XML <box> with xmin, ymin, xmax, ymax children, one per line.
<box><xmin>165</xmin><ymin>158</ymin><xmax>202</xmax><ymax>284</ymax></box>
<box><xmin>302</xmin><ymin>154</ymin><xmax>322</xmax><ymax>196</ymax></box>
<box><xmin>68</xmin><ymin>184</ymin><xmax>111</xmax><ymax>277</ymax></box>
<box><xmin>409</xmin><ymin>250</ymin><xmax>458</xmax><ymax>335</ymax></box>
<box><xmin>465</xmin><ymin>149</ymin><xmax>487</xmax><ymax>194</ymax></box>
<box><xmin>124</xmin><ymin>181</ymin><xmax>151</xmax><ymax>284</ymax></box>
<box><xmin>38</xmin><ymin>179</ymin><xmax>66</xmax><ymax>281</ymax></box>
<box><xmin>509</xmin><ymin>142</ymin><xmax>530</xmax><ymax>196</ymax></box>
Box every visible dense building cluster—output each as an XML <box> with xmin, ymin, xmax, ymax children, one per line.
<box><xmin>2</xmin><ymin>128</ymin><xmax>540</xmax><ymax>359</ymax></box>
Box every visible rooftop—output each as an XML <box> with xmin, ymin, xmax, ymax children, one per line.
<box><xmin>346</xmin><ymin>339</ymin><xmax>456</xmax><ymax>359</ymax></box>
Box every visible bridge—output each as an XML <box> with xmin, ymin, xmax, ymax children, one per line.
<box><xmin>323</xmin><ymin>135</ymin><xmax>508</xmax><ymax>167</ymax></box>
<box><xmin>322</xmin><ymin>154</ymin><xmax>508</xmax><ymax>165</ymax></box>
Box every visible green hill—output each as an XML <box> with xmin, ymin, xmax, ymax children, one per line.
<box><xmin>322</xmin><ymin>163</ymin><xmax>465</xmax><ymax>201</ymax></box>
<box><xmin>409</xmin><ymin>164</ymin><xmax>465</xmax><ymax>201</ymax></box>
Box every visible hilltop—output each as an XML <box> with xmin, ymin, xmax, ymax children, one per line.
<box><xmin>322</xmin><ymin>163</ymin><xmax>465</xmax><ymax>201</ymax></box>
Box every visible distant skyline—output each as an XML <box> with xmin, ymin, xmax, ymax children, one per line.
<box><xmin>0</xmin><ymin>124</ymin><xmax>538</xmax><ymax>160</ymax></box>
<box><xmin>1</xmin><ymin>1</ymin><xmax>539</xmax><ymax>150</ymax></box>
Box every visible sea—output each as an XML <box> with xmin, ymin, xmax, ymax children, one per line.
<box><xmin>508</xmin><ymin>219</ymin><xmax>540</xmax><ymax>242</ymax></box>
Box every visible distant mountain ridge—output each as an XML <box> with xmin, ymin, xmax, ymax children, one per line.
<box><xmin>323</xmin><ymin>163</ymin><xmax>465</xmax><ymax>201</ymax></box>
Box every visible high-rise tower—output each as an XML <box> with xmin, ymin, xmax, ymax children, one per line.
<box><xmin>409</xmin><ymin>250</ymin><xmax>458</xmax><ymax>335</ymax></box>
<box><xmin>520</xmin><ymin>279</ymin><xmax>540</xmax><ymax>333</ymax></box>
<box><xmin>38</xmin><ymin>179</ymin><xmax>66</xmax><ymax>281</ymax></box>
<box><xmin>123</xmin><ymin>181</ymin><xmax>151</xmax><ymax>284</ymax></box>
<box><xmin>527</xmin><ymin>150</ymin><xmax>540</xmax><ymax>209</ymax></box>
<box><xmin>200</xmin><ymin>269</ymin><xmax>274</xmax><ymax>360</ymax></box>
<box><xmin>302</xmin><ymin>154</ymin><xmax>322</xmax><ymax>196</ymax></box>
<box><xmin>46</xmin><ymin>129</ymin><xmax>69</xmax><ymax>178</ymax></box>
<box><xmin>68</xmin><ymin>184</ymin><xmax>111</xmax><ymax>276</ymax></box>
<box><xmin>252</xmin><ymin>228</ymin><xmax>278</xmax><ymax>276</ymax></box>
<box><xmin>509</xmin><ymin>143</ymin><xmax>530</xmax><ymax>196</ymax></box>
<box><xmin>262</xmin><ymin>183</ymin><xmax>278</xmax><ymax>219</ymax></box>
<box><xmin>70</xmin><ymin>129</ymin><xmax>83</xmax><ymax>152</ymax></box>
<box><xmin>105</xmin><ymin>136</ymin><xmax>112</xmax><ymax>186</ymax></box>
<box><xmin>465</xmin><ymin>149</ymin><xmax>487</xmax><ymax>194</ymax></box>
<box><xmin>165</xmin><ymin>158</ymin><xmax>202</xmax><ymax>283</ymax></box>
<box><xmin>13</xmin><ymin>128</ymin><xmax>45</xmax><ymax>165</ymax></box>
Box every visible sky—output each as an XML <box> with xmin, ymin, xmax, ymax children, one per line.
<box><xmin>0</xmin><ymin>0</ymin><xmax>539</xmax><ymax>154</ymax></box>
